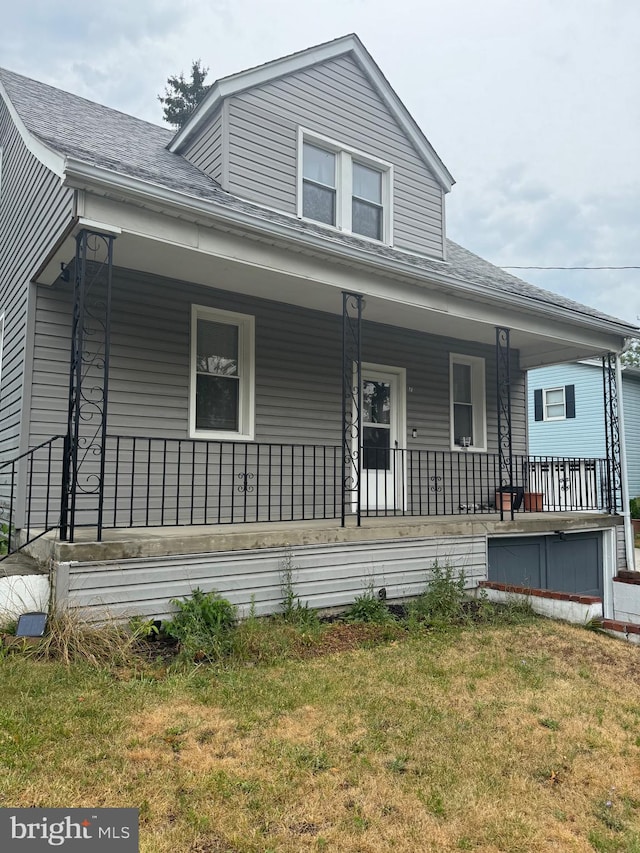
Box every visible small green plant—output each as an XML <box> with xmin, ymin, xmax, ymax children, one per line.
<box><xmin>279</xmin><ymin>547</ymin><xmax>319</xmax><ymax>628</ymax></box>
<box><xmin>408</xmin><ymin>561</ymin><xmax>468</xmax><ymax>627</ymax></box>
<box><xmin>128</xmin><ymin>615</ymin><xmax>161</xmax><ymax>640</ymax></box>
<box><xmin>164</xmin><ymin>588</ymin><xmax>236</xmax><ymax>662</ymax></box>
<box><xmin>344</xmin><ymin>583</ymin><xmax>395</xmax><ymax>624</ymax></box>
<box><xmin>630</xmin><ymin>497</ymin><xmax>640</xmax><ymax>520</ymax></box>
<box><xmin>0</xmin><ymin>521</ymin><xmax>11</xmax><ymax>556</ymax></box>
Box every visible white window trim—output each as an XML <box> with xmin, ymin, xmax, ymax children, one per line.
<box><xmin>449</xmin><ymin>353</ymin><xmax>487</xmax><ymax>452</ymax></box>
<box><xmin>543</xmin><ymin>386</ymin><xmax>566</xmax><ymax>421</ymax></box>
<box><xmin>297</xmin><ymin>127</ymin><xmax>394</xmax><ymax>245</ymax></box>
<box><xmin>189</xmin><ymin>305</ymin><xmax>255</xmax><ymax>441</ymax></box>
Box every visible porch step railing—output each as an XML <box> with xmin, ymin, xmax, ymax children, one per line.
<box><xmin>0</xmin><ymin>435</ymin><xmax>64</xmax><ymax>560</ymax></box>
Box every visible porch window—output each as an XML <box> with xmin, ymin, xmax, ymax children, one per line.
<box><xmin>298</xmin><ymin>129</ymin><xmax>392</xmax><ymax>243</ymax></box>
<box><xmin>450</xmin><ymin>354</ymin><xmax>486</xmax><ymax>451</ymax></box>
<box><xmin>190</xmin><ymin>306</ymin><xmax>255</xmax><ymax>441</ymax></box>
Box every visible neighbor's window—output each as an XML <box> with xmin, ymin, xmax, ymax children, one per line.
<box><xmin>299</xmin><ymin>130</ymin><xmax>392</xmax><ymax>243</ymax></box>
<box><xmin>450</xmin><ymin>354</ymin><xmax>486</xmax><ymax>451</ymax></box>
<box><xmin>190</xmin><ymin>306</ymin><xmax>254</xmax><ymax>440</ymax></box>
<box><xmin>544</xmin><ymin>387</ymin><xmax>565</xmax><ymax>420</ymax></box>
<box><xmin>534</xmin><ymin>385</ymin><xmax>575</xmax><ymax>422</ymax></box>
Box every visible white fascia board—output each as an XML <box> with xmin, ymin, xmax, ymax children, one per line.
<box><xmin>0</xmin><ymin>78</ymin><xmax>65</xmax><ymax>178</ymax></box>
<box><xmin>347</xmin><ymin>41</ymin><xmax>454</xmax><ymax>192</ymax></box>
<box><xmin>168</xmin><ymin>34</ymin><xmax>454</xmax><ymax>191</ymax></box>
<box><xmin>62</xmin><ymin>158</ymin><xmax>635</xmax><ymax>344</ymax></box>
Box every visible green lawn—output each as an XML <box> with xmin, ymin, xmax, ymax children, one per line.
<box><xmin>1</xmin><ymin>620</ymin><xmax>640</xmax><ymax>852</ymax></box>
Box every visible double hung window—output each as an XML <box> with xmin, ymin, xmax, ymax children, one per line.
<box><xmin>533</xmin><ymin>385</ymin><xmax>575</xmax><ymax>422</ymax></box>
<box><xmin>190</xmin><ymin>306</ymin><xmax>254</xmax><ymax>440</ymax></box>
<box><xmin>300</xmin><ymin>131</ymin><xmax>392</xmax><ymax>243</ymax></box>
<box><xmin>450</xmin><ymin>354</ymin><xmax>487</xmax><ymax>451</ymax></box>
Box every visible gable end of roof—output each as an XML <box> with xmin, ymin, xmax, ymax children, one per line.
<box><xmin>168</xmin><ymin>34</ymin><xmax>454</xmax><ymax>192</ymax></box>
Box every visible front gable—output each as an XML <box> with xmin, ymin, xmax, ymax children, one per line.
<box><xmin>178</xmin><ymin>36</ymin><xmax>452</xmax><ymax>260</ymax></box>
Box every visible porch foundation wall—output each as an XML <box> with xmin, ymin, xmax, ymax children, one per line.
<box><xmin>56</xmin><ymin>534</ymin><xmax>487</xmax><ymax>622</ymax></box>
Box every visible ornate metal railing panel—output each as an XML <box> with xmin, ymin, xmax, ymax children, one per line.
<box><xmin>0</xmin><ymin>436</ymin><xmax>65</xmax><ymax>560</ymax></box>
<box><xmin>602</xmin><ymin>353</ymin><xmax>622</xmax><ymax>514</ymax></box>
<box><xmin>102</xmin><ymin>437</ymin><xmax>342</xmax><ymax>527</ymax></box>
<box><xmin>496</xmin><ymin>326</ymin><xmax>513</xmax><ymax>520</ymax></box>
<box><xmin>342</xmin><ymin>292</ymin><xmax>363</xmax><ymax>526</ymax></box>
<box><xmin>60</xmin><ymin>230</ymin><xmax>115</xmax><ymax>542</ymax></box>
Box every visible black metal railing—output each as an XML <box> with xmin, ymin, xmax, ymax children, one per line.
<box><xmin>100</xmin><ymin>436</ymin><xmax>343</xmax><ymax>528</ymax></box>
<box><xmin>0</xmin><ymin>435</ymin><xmax>613</xmax><ymax>547</ymax></box>
<box><xmin>359</xmin><ymin>449</ymin><xmax>609</xmax><ymax>517</ymax></box>
<box><xmin>0</xmin><ymin>436</ymin><xmax>64</xmax><ymax>559</ymax></box>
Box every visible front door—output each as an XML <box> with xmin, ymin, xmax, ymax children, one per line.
<box><xmin>360</xmin><ymin>365</ymin><xmax>406</xmax><ymax>512</ymax></box>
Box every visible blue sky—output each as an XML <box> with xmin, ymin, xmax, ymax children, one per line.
<box><xmin>2</xmin><ymin>0</ymin><xmax>638</xmax><ymax>326</ymax></box>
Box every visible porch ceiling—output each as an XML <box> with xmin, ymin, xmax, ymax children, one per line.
<box><xmin>36</xmin><ymin>201</ymin><xmax>628</xmax><ymax>370</ymax></box>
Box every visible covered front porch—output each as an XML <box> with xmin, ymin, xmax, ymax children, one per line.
<box><xmin>1</xmin><ymin>209</ymin><xmax>631</xmax><ymax>563</ymax></box>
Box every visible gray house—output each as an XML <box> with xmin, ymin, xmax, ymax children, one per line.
<box><xmin>0</xmin><ymin>35</ymin><xmax>638</xmax><ymax>622</ymax></box>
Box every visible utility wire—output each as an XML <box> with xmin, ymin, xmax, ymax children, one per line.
<box><xmin>499</xmin><ymin>265</ymin><xmax>640</xmax><ymax>270</ymax></box>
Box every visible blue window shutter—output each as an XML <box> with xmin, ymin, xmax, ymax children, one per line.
<box><xmin>565</xmin><ymin>384</ymin><xmax>575</xmax><ymax>418</ymax></box>
<box><xmin>534</xmin><ymin>389</ymin><xmax>543</xmax><ymax>421</ymax></box>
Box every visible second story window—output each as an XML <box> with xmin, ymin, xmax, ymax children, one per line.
<box><xmin>352</xmin><ymin>162</ymin><xmax>383</xmax><ymax>241</ymax></box>
<box><xmin>299</xmin><ymin>130</ymin><xmax>392</xmax><ymax>244</ymax></box>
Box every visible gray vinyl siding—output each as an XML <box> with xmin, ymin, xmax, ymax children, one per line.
<box><xmin>183</xmin><ymin>56</ymin><xmax>445</xmax><ymax>257</ymax></box>
<box><xmin>0</xmin><ymin>97</ymin><xmax>73</xmax><ymax>501</ymax></box>
<box><xmin>183</xmin><ymin>107</ymin><xmax>223</xmax><ymax>185</ymax></box>
<box><xmin>30</xmin><ymin>267</ymin><xmax>525</xmax><ymax>454</ymax></box>
<box><xmin>58</xmin><ymin>534</ymin><xmax>488</xmax><ymax>620</ymax></box>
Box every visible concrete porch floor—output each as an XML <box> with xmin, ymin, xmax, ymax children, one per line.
<box><xmin>22</xmin><ymin>511</ymin><xmax>623</xmax><ymax>565</ymax></box>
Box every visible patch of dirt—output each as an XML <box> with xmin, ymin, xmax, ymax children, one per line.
<box><xmin>294</xmin><ymin>622</ymin><xmax>405</xmax><ymax>658</ymax></box>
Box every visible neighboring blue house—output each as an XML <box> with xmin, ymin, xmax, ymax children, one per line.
<box><xmin>528</xmin><ymin>361</ymin><xmax>640</xmax><ymax>499</ymax></box>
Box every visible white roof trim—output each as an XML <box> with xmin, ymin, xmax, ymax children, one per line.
<box><xmin>169</xmin><ymin>34</ymin><xmax>454</xmax><ymax>192</ymax></box>
<box><xmin>0</xmin><ymin>77</ymin><xmax>65</xmax><ymax>178</ymax></box>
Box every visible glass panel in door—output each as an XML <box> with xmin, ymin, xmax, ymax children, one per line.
<box><xmin>360</xmin><ymin>373</ymin><xmax>402</xmax><ymax>512</ymax></box>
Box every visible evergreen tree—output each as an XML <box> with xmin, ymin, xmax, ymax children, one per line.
<box><xmin>158</xmin><ymin>60</ymin><xmax>209</xmax><ymax>129</ymax></box>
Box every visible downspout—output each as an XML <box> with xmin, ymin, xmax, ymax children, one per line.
<box><xmin>616</xmin><ymin>358</ymin><xmax>636</xmax><ymax>571</ymax></box>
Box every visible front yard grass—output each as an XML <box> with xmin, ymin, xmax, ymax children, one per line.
<box><xmin>2</xmin><ymin>619</ymin><xmax>640</xmax><ymax>852</ymax></box>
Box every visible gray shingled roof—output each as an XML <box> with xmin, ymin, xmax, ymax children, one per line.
<box><xmin>1</xmin><ymin>66</ymin><xmax>636</xmax><ymax>334</ymax></box>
